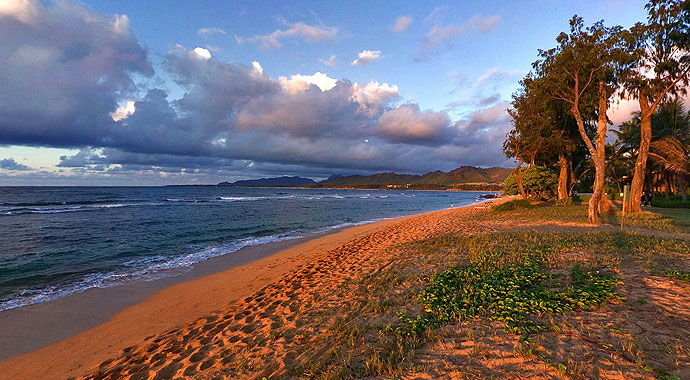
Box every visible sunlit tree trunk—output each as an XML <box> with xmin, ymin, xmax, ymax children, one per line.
<box><xmin>573</xmin><ymin>82</ymin><xmax>608</xmax><ymax>223</ymax></box>
<box><xmin>558</xmin><ymin>153</ymin><xmax>569</xmax><ymax>199</ymax></box>
<box><xmin>588</xmin><ymin>82</ymin><xmax>608</xmax><ymax>223</ymax></box>
<box><xmin>630</xmin><ymin>94</ymin><xmax>652</xmax><ymax>212</ymax></box>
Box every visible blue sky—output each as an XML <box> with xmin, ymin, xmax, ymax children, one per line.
<box><xmin>0</xmin><ymin>0</ymin><xmax>648</xmax><ymax>185</ymax></box>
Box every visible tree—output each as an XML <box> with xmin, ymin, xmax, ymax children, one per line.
<box><xmin>622</xmin><ymin>0</ymin><xmax>690</xmax><ymax>212</ymax></box>
<box><xmin>537</xmin><ymin>16</ymin><xmax>634</xmax><ymax>223</ymax></box>
<box><xmin>504</xmin><ymin>74</ymin><xmax>561</xmax><ymax>199</ymax></box>
<box><xmin>505</xmin><ymin>72</ymin><xmax>579</xmax><ymax>201</ymax></box>
<box><xmin>503</xmin><ymin>166</ymin><xmax>558</xmax><ymax>199</ymax></box>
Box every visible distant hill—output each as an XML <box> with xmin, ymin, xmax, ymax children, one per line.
<box><xmin>218</xmin><ymin>176</ymin><xmax>316</xmax><ymax>187</ymax></box>
<box><xmin>313</xmin><ymin>166</ymin><xmax>512</xmax><ymax>190</ymax></box>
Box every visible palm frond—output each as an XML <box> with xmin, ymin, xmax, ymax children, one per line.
<box><xmin>649</xmin><ymin>136</ymin><xmax>690</xmax><ymax>175</ymax></box>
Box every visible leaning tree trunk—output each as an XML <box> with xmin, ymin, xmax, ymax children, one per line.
<box><xmin>630</xmin><ymin>94</ymin><xmax>653</xmax><ymax>212</ymax></box>
<box><xmin>572</xmin><ymin>82</ymin><xmax>608</xmax><ymax>223</ymax></box>
<box><xmin>511</xmin><ymin>162</ymin><xmax>528</xmax><ymax>199</ymax></box>
<box><xmin>558</xmin><ymin>153</ymin><xmax>569</xmax><ymax>199</ymax></box>
<box><xmin>588</xmin><ymin>82</ymin><xmax>608</xmax><ymax>223</ymax></box>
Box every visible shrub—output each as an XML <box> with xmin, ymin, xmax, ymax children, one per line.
<box><xmin>493</xmin><ymin>199</ymin><xmax>534</xmax><ymax>212</ymax></box>
<box><xmin>503</xmin><ymin>166</ymin><xmax>558</xmax><ymax>199</ymax></box>
<box><xmin>651</xmin><ymin>195</ymin><xmax>690</xmax><ymax>208</ymax></box>
<box><xmin>572</xmin><ymin>194</ymin><xmax>591</xmax><ymax>203</ymax></box>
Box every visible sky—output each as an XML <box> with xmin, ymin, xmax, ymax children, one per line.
<box><xmin>0</xmin><ymin>0</ymin><xmax>650</xmax><ymax>185</ymax></box>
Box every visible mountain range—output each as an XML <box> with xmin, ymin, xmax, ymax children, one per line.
<box><xmin>218</xmin><ymin>166</ymin><xmax>511</xmax><ymax>190</ymax></box>
<box><xmin>218</xmin><ymin>176</ymin><xmax>316</xmax><ymax>187</ymax></box>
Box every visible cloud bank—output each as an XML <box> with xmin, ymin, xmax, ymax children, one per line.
<box><xmin>0</xmin><ymin>0</ymin><xmax>512</xmax><ymax>183</ymax></box>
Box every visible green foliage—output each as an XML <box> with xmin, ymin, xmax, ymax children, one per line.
<box><xmin>396</xmin><ymin>253</ymin><xmax>620</xmax><ymax>340</ymax></box>
<box><xmin>652</xmin><ymin>195</ymin><xmax>690</xmax><ymax>208</ymax></box>
<box><xmin>503</xmin><ymin>166</ymin><xmax>558</xmax><ymax>199</ymax></box>
<box><xmin>493</xmin><ymin>199</ymin><xmax>534</xmax><ymax>212</ymax></box>
<box><xmin>666</xmin><ymin>270</ymin><xmax>690</xmax><ymax>281</ymax></box>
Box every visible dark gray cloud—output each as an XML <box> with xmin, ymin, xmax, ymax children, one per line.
<box><xmin>0</xmin><ymin>0</ymin><xmax>152</xmax><ymax>148</ymax></box>
<box><xmin>0</xmin><ymin>158</ymin><xmax>30</xmax><ymax>171</ymax></box>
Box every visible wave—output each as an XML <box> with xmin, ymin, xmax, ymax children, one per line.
<box><xmin>0</xmin><ymin>202</ymin><xmax>165</xmax><ymax>216</ymax></box>
<box><xmin>0</xmin><ymin>231</ymin><xmax>305</xmax><ymax>312</ymax></box>
<box><xmin>0</xmin><ymin>213</ymin><xmax>401</xmax><ymax>312</ymax></box>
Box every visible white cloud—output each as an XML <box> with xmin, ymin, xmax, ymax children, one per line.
<box><xmin>352</xmin><ymin>81</ymin><xmax>399</xmax><ymax>116</ymax></box>
<box><xmin>239</xmin><ymin>22</ymin><xmax>337</xmax><ymax>49</ymax></box>
<box><xmin>110</xmin><ymin>100</ymin><xmax>136</xmax><ymax>121</ymax></box>
<box><xmin>391</xmin><ymin>16</ymin><xmax>413</xmax><ymax>33</ymax></box>
<box><xmin>198</xmin><ymin>27</ymin><xmax>226</xmax><ymax>37</ymax></box>
<box><xmin>352</xmin><ymin>50</ymin><xmax>382</xmax><ymax>66</ymax></box>
<box><xmin>279</xmin><ymin>72</ymin><xmax>338</xmax><ymax>94</ymax></box>
<box><xmin>320</xmin><ymin>55</ymin><xmax>336</xmax><ymax>66</ymax></box>
<box><xmin>0</xmin><ymin>0</ymin><xmax>39</xmax><ymax>24</ymax></box>
<box><xmin>192</xmin><ymin>47</ymin><xmax>211</xmax><ymax>60</ymax></box>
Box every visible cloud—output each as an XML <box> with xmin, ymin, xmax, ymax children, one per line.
<box><xmin>377</xmin><ymin>104</ymin><xmax>453</xmax><ymax>145</ymax></box>
<box><xmin>391</xmin><ymin>16</ymin><xmax>413</xmax><ymax>33</ymax></box>
<box><xmin>320</xmin><ymin>54</ymin><xmax>336</xmax><ymax>66</ymax></box>
<box><xmin>0</xmin><ymin>157</ymin><xmax>30</xmax><ymax>171</ymax></box>
<box><xmin>198</xmin><ymin>27</ymin><xmax>226</xmax><ymax>37</ymax></box>
<box><xmin>238</xmin><ymin>21</ymin><xmax>337</xmax><ymax>49</ymax></box>
<box><xmin>473</xmin><ymin>67</ymin><xmax>521</xmax><ymax>88</ymax></box>
<box><xmin>446</xmin><ymin>67</ymin><xmax>521</xmax><ymax>111</ymax></box>
<box><xmin>110</xmin><ymin>100</ymin><xmax>136</xmax><ymax>121</ymax></box>
<box><xmin>0</xmin><ymin>3</ymin><xmax>514</xmax><ymax>183</ymax></box>
<box><xmin>461</xmin><ymin>14</ymin><xmax>501</xmax><ymax>34</ymax></box>
<box><xmin>279</xmin><ymin>72</ymin><xmax>338</xmax><ymax>94</ymax></box>
<box><xmin>351</xmin><ymin>81</ymin><xmax>400</xmax><ymax>117</ymax></box>
<box><xmin>423</xmin><ymin>6</ymin><xmax>449</xmax><ymax>25</ymax></box>
<box><xmin>415</xmin><ymin>25</ymin><xmax>461</xmax><ymax>61</ymax></box>
<box><xmin>352</xmin><ymin>50</ymin><xmax>382</xmax><ymax>66</ymax></box>
<box><xmin>0</xmin><ymin>0</ymin><xmax>152</xmax><ymax>147</ymax></box>
<box><xmin>415</xmin><ymin>13</ymin><xmax>501</xmax><ymax>62</ymax></box>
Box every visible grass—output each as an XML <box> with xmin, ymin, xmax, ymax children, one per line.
<box><xmin>493</xmin><ymin>199</ymin><xmax>534</xmax><ymax>212</ymax></box>
<box><xmin>288</xmin><ymin>226</ymin><xmax>690</xmax><ymax>378</ymax></box>
<box><xmin>489</xmin><ymin>201</ymin><xmax>682</xmax><ymax>232</ymax></box>
<box><xmin>665</xmin><ymin>270</ymin><xmax>690</xmax><ymax>282</ymax></box>
<box><xmin>652</xmin><ymin>207</ymin><xmax>690</xmax><ymax>229</ymax></box>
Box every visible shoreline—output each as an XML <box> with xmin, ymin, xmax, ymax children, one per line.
<box><xmin>0</xmin><ymin>200</ymin><xmax>496</xmax><ymax>379</ymax></box>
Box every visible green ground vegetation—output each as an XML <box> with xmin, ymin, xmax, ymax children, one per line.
<box><xmin>288</xmin><ymin>211</ymin><xmax>690</xmax><ymax>378</ymax></box>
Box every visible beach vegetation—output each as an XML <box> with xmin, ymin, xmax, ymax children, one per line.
<box><xmin>493</xmin><ymin>199</ymin><xmax>534</xmax><ymax>212</ymax></box>
<box><xmin>503</xmin><ymin>166</ymin><xmax>558</xmax><ymax>199</ymax></box>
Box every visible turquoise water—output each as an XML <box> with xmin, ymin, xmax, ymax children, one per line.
<box><xmin>0</xmin><ymin>186</ymin><xmax>489</xmax><ymax>311</ymax></box>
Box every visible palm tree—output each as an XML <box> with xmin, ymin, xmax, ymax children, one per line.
<box><xmin>650</xmin><ymin>136</ymin><xmax>690</xmax><ymax>202</ymax></box>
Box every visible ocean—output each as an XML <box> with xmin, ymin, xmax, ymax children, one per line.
<box><xmin>0</xmin><ymin>186</ymin><xmax>490</xmax><ymax>311</ymax></box>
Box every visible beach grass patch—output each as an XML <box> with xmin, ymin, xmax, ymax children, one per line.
<box><xmin>493</xmin><ymin>199</ymin><xmax>534</xmax><ymax>212</ymax></box>
<box><xmin>291</xmin><ymin>231</ymin><xmax>690</xmax><ymax>378</ymax></box>
<box><xmin>665</xmin><ymin>270</ymin><xmax>690</xmax><ymax>282</ymax></box>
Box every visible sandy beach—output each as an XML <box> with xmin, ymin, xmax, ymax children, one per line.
<box><xmin>0</xmin><ymin>201</ymin><xmax>501</xmax><ymax>380</ymax></box>
<box><xmin>1</xmin><ymin>198</ymin><xmax>689</xmax><ymax>380</ymax></box>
